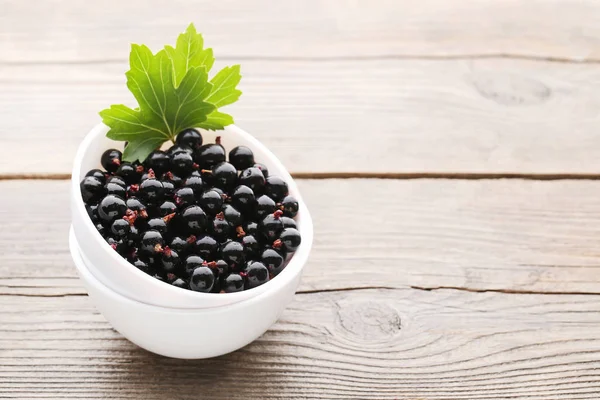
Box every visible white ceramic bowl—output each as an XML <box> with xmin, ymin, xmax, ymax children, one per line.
<box><xmin>71</xmin><ymin>124</ymin><xmax>313</xmax><ymax>309</ymax></box>
<box><xmin>69</xmin><ymin>227</ymin><xmax>301</xmax><ymax>359</ymax></box>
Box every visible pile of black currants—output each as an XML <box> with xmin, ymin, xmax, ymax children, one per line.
<box><xmin>79</xmin><ymin>129</ymin><xmax>301</xmax><ymax>293</ymax></box>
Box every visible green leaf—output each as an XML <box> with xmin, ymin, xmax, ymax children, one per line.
<box><xmin>165</xmin><ymin>23</ymin><xmax>215</xmax><ymax>87</ymax></box>
<box><xmin>197</xmin><ymin>111</ymin><xmax>234</xmax><ymax>130</ymax></box>
<box><xmin>205</xmin><ymin>65</ymin><xmax>242</xmax><ymax>107</ymax></box>
<box><xmin>101</xmin><ymin>44</ymin><xmax>215</xmax><ymax>162</ymax></box>
<box><xmin>100</xmin><ymin>23</ymin><xmax>242</xmax><ymax>162</ymax></box>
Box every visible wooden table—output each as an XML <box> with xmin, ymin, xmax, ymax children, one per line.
<box><xmin>2</xmin><ymin>1</ymin><xmax>600</xmax><ymax>398</ymax></box>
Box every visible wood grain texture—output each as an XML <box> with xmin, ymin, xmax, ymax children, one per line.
<box><xmin>1</xmin><ymin>0</ymin><xmax>600</xmax><ymax>62</ymax></box>
<box><xmin>3</xmin><ymin>179</ymin><xmax>600</xmax><ymax>294</ymax></box>
<box><xmin>2</xmin><ymin>288</ymin><xmax>600</xmax><ymax>399</ymax></box>
<box><xmin>2</xmin><ymin>59</ymin><xmax>600</xmax><ymax>175</ymax></box>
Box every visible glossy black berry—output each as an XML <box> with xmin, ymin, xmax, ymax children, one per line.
<box><xmin>195</xmin><ymin>143</ymin><xmax>226</xmax><ymax>169</ymax></box>
<box><xmin>140</xmin><ymin>230</ymin><xmax>164</xmax><ymax>255</ymax></box>
<box><xmin>243</xmin><ymin>261</ymin><xmax>269</xmax><ymax>289</ymax></box>
<box><xmin>147</xmin><ymin>217</ymin><xmax>169</xmax><ymax>235</ymax></box>
<box><xmin>229</xmin><ymin>146</ymin><xmax>255</xmax><ymax>170</ymax></box>
<box><xmin>221</xmin><ymin>240</ymin><xmax>245</xmax><ymax>266</ymax></box>
<box><xmin>211</xmin><ymin>162</ymin><xmax>237</xmax><ymax>190</ymax></box>
<box><xmin>184</xmin><ymin>175</ymin><xmax>204</xmax><ymax>195</ymax></box>
<box><xmin>195</xmin><ymin>235</ymin><xmax>219</xmax><ymax>260</ymax></box>
<box><xmin>261</xmin><ymin>248</ymin><xmax>285</xmax><ymax>275</ymax></box>
<box><xmin>278</xmin><ymin>228</ymin><xmax>302</xmax><ymax>252</ymax></box>
<box><xmin>222</xmin><ymin>273</ymin><xmax>244</xmax><ymax>293</ymax></box>
<box><xmin>244</xmin><ymin>221</ymin><xmax>259</xmax><ymax>237</ymax></box>
<box><xmin>106</xmin><ymin>175</ymin><xmax>127</xmax><ymax>188</ymax></box>
<box><xmin>256</xmin><ymin>195</ymin><xmax>277</xmax><ymax>219</ymax></box>
<box><xmin>85</xmin><ymin>169</ymin><xmax>107</xmax><ymax>184</ymax></box>
<box><xmin>127</xmin><ymin>225</ymin><xmax>141</xmax><ymax>247</ymax></box>
<box><xmin>253</xmin><ymin>163</ymin><xmax>269</xmax><ymax>179</ymax></box>
<box><xmin>184</xmin><ymin>255</ymin><xmax>205</xmax><ymax>277</ymax></box>
<box><xmin>189</xmin><ymin>266</ymin><xmax>215</xmax><ymax>292</ymax></box>
<box><xmin>223</xmin><ymin>204</ymin><xmax>243</xmax><ymax>228</ymax></box>
<box><xmin>171</xmin><ymin>151</ymin><xmax>195</xmax><ymax>176</ymax></box>
<box><xmin>199</xmin><ymin>189</ymin><xmax>224</xmax><ymax>215</ymax></box>
<box><xmin>211</xmin><ymin>213</ymin><xmax>231</xmax><ymax>241</ymax></box>
<box><xmin>95</xmin><ymin>222</ymin><xmax>106</xmax><ymax>236</ymax></box>
<box><xmin>86</xmin><ymin>204</ymin><xmax>99</xmax><ymax>222</ymax></box>
<box><xmin>161</xmin><ymin>247</ymin><xmax>181</xmax><ymax>274</ymax></box>
<box><xmin>171</xmin><ymin>278</ymin><xmax>188</xmax><ymax>289</ymax></box>
<box><xmin>139</xmin><ymin>177</ymin><xmax>164</xmax><ymax>205</ymax></box>
<box><xmin>265</xmin><ymin>176</ymin><xmax>289</xmax><ymax>202</ymax></box>
<box><xmin>104</xmin><ymin>182</ymin><xmax>126</xmax><ymax>199</ymax></box>
<box><xmin>80</xmin><ymin>176</ymin><xmax>105</xmax><ymax>203</ymax></box>
<box><xmin>281</xmin><ymin>216</ymin><xmax>297</xmax><ymax>229</ymax></box>
<box><xmin>280</xmin><ymin>195</ymin><xmax>299</xmax><ymax>217</ymax></box>
<box><xmin>169</xmin><ymin>236</ymin><xmax>191</xmax><ymax>255</ymax></box>
<box><xmin>116</xmin><ymin>162</ymin><xmax>140</xmax><ymax>185</ymax></box>
<box><xmin>214</xmin><ymin>259</ymin><xmax>229</xmax><ymax>276</ymax></box>
<box><xmin>98</xmin><ymin>195</ymin><xmax>127</xmax><ymax>222</ymax></box>
<box><xmin>126</xmin><ymin>197</ymin><xmax>148</xmax><ymax>219</ymax></box>
<box><xmin>239</xmin><ymin>167</ymin><xmax>266</xmax><ymax>194</ymax></box>
<box><xmin>231</xmin><ymin>185</ymin><xmax>255</xmax><ymax>211</ymax></box>
<box><xmin>132</xmin><ymin>258</ymin><xmax>150</xmax><ymax>274</ymax></box>
<box><xmin>174</xmin><ymin>187</ymin><xmax>196</xmax><ymax>209</ymax></box>
<box><xmin>101</xmin><ymin>149</ymin><xmax>122</xmax><ymax>173</ymax></box>
<box><xmin>176</xmin><ymin>128</ymin><xmax>203</xmax><ymax>150</ymax></box>
<box><xmin>241</xmin><ymin>235</ymin><xmax>261</xmax><ymax>258</ymax></box>
<box><xmin>111</xmin><ymin>219</ymin><xmax>131</xmax><ymax>237</ymax></box>
<box><xmin>144</xmin><ymin>150</ymin><xmax>170</xmax><ymax>175</ymax></box>
<box><xmin>260</xmin><ymin>210</ymin><xmax>284</xmax><ymax>240</ymax></box>
<box><xmin>161</xmin><ymin>171</ymin><xmax>183</xmax><ymax>188</ymax></box>
<box><xmin>181</xmin><ymin>205</ymin><xmax>208</xmax><ymax>234</ymax></box>
<box><xmin>168</xmin><ymin>145</ymin><xmax>194</xmax><ymax>156</ymax></box>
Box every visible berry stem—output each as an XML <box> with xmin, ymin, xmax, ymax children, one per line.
<box><xmin>236</xmin><ymin>226</ymin><xmax>246</xmax><ymax>238</ymax></box>
<box><xmin>272</xmin><ymin>239</ymin><xmax>283</xmax><ymax>250</ymax></box>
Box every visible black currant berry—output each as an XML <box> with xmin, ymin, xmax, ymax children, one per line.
<box><xmin>189</xmin><ymin>266</ymin><xmax>215</xmax><ymax>292</ymax></box>
<box><xmin>253</xmin><ymin>163</ymin><xmax>269</xmax><ymax>179</ymax></box>
<box><xmin>229</xmin><ymin>146</ymin><xmax>254</xmax><ymax>170</ymax></box>
<box><xmin>169</xmin><ymin>235</ymin><xmax>192</xmax><ymax>255</ymax></box>
<box><xmin>168</xmin><ymin>145</ymin><xmax>194</xmax><ymax>156</ymax></box>
<box><xmin>195</xmin><ymin>142</ymin><xmax>226</xmax><ymax>169</ymax></box>
<box><xmin>171</xmin><ymin>151</ymin><xmax>195</xmax><ymax>176</ymax></box>
<box><xmin>85</xmin><ymin>169</ymin><xmax>107</xmax><ymax>184</ymax></box>
<box><xmin>212</xmin><ymin>212</ymin><xmax>231</xmax><ymax>241</ymax></box>
<box><xmin>171</xmin><ymin>278</ymin><xmax>188</xmax><ymax>289</ymax></box>
<box><xmin>184</xmin><ymin>255</ymin><xmax>205</xmax><ymax>277</ymax></box>
<box><xmin>241</xmin><ymin>235</ymin><xmax>261</xmax><ymax>258</ymax></box>
<box><xmin>98</xmin><ymin>195</ymin><xmax>127</xmax><ymax>222</ymax></box>
<box><xmin>222</xmin><ymin>273</ymin><xmax>244</xmax><ymax>293</ymax></box>
<box><xmin>243</xmin><ymin>261</ymin><xmax>269</xmax><ymax>289</ymax></box>
<box><xmin>111</xmin><ymin>219</ymin><xmax>131</xmax><ymax>237</ymax></box>
<box><xmin>260</xmin><ymin>210</ymin><xmax>284</xmax><ymax>240</ymax></box>
<box><xmin>144</xmin><ymin>150</ymin><xmax>170</xmax><ymax>175</ymax></box>
<box><xmin>132</xmin><ymin>258</ymin><xmax>150</xmax><ymax>274</ymax></box>
<box><xmin>223</xmin><ymin>204</ymin><xmax>243</xmax><ymax>227</ymax></box>
<box><xmin>210</xmin><ymin>162</ymin><xmax>237</xmax><ymax>190</ymax></box>
<box><xmin>106</xmin><ymin>175</ymin><xmax>127</xmax><ymax>188</ymax></box>
<box><xmin>280</xmin><ymin>195</ymin><xmax>299</xmax><ymax>218</ymax></box>
<box><xmin>176</xmin><ymin>128</ymin><xmax>203</xmax><ymax>150</ymax></box>
<box><xmin>161</xmin><ymin>247</ymin><xmax>181</xmax><ymax>274</ymax></box>
<box><xmin>221</xmin><ymin>240</ymin><xmax>245</xmax><ymax>266</ymax></box>
<box><xmin>195</xmin><ymin>235</ymin><xmax>219</xmax><ymax>260</ymax></box>
<box><xmin>239</xmin><ymin>167</ymin><xmax>266</xmax><ymax>194</ymax></box>
<box><xmin>256</xmin><ymin>195</ymin><xmax>277</xmax><ymax>219</ymax></box>
<box><xmin>181</xmin><ymin>205</ymin><xmax>208</xmax><ymax>234</ymax></box>
<box><xmin>184</xmin><ymin>175</ymin><xmax>204</xmax><ymax>195</ymax></box>
<box><xmin>140</xmin><ymin>230</ymin><xmax>164</xmax><ymax>255</ymax></box>
<box><xmin>199</xmin><ymin>189</ymin><xmax>224</xmax><ymax>215</ymax></box>
<box><xmin>116</xmin><ymin>162</ymin><xmax>141</xmax><ymax>185</ymax></box>
<box><xmin>231</xmin><ymin>185</ymin><xmax>255</xmax><ymax>211</ymax></box>
<box><xmin>101</xmin><ymin>149</ymin><xmax>122</xmax><ymax>173</ymax></box>
<box><xmin>105</xmin><ymin>182</ymin><xmax>126</xmax><ymax>199</ymax></box>
<box><xmin>244</xmin><ymin>221</ymin><xmax>259</xmax><ymax>237</ymax></box>
<box><xmin>281</xmin><ymin>216</ymin><xmax>297</xmax><ymax>229</ymax></box>
<box><xmin>261</xmin><ymin>248</ymin><xmax>285</xmax><ymax>275</ymax></box>
<box><xmin>174</xmin><ymin>187</ymin><xmax>196</xmax><ymax>209</ymax></box>
<box><xmin>126</xmin><ymin>197</ymin><xmax>148</xmax><ymax>219</ymax></box>
<box><xmin>147</xmin><ymin>217</ymin><xmax>169</xmax><ymax>235</ymax></box>
<box><xmin>139</xmin><ymin>171</ymin><xmax>165</xmax><ymax>205</ymax></box>
<box><xmin>278</xmin><ymin>228</ymin><xmax>301</xmax><ymax>252</ymax></box>
<box><xmin>265</xmin><ymin>176</ymin><xmax>288</xmax><ymax>202</ymax></box>
<box><xmin>80</xmin><ymin>176</ymin><xmax>105</xmax><ymax>203</ymax></box>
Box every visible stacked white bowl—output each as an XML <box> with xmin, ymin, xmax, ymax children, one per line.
<box><xmin>70</xmin><ymin>124</ymin><xmax>313</xmax><ymax>359</ymax></box>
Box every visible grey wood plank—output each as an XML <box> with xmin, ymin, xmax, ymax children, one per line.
<box><xmin>1</xmin><ymin>0</ymin><xmax>600</xmax><ymax>62</ymax></box>
<box><xmin>1</xmin><ymin>289</ymin><xmax>600</xmax><ymax>399</ymax></box>
<box><xmin>3</xmin><ymin>179</ymin><xmax>600</xmax><ymax>294</ymax></box>
<box><xmin>2</xmin><ymin>59</ymin><xmax>600</xmax><ymax>175</ymax></box>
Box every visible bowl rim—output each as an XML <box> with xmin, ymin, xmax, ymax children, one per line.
<box><xmin>71</xmin><ymin>123</ymin><xmax>313</xmax><ymax>309</ymax></box>
<box><xmin>69</xmin><ymin>226</ymin><xmax>295</xmax><ymax>313</ymax></box>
